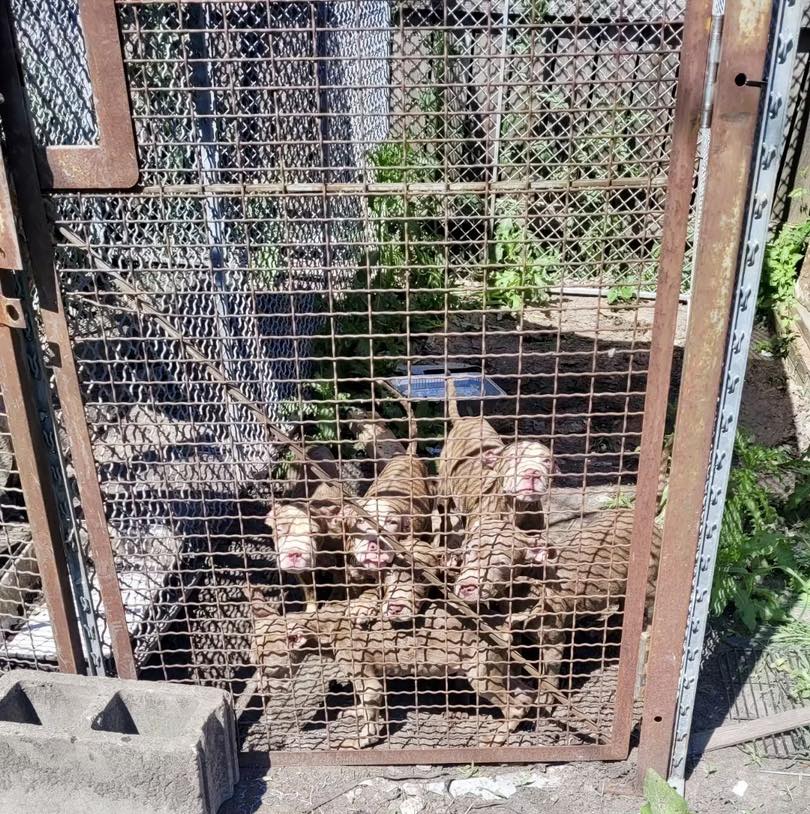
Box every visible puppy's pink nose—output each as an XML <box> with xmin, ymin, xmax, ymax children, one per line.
<box><xmin>284</xmin><ymin>551</ymin><xmax>304</xmax><ymax>566</ymax></box>
<box><xmin>385</xmin><ymin>602</ymin><xmax>406</xmax><ymax>618</ymax></box>
<box><xmin>457</xmin><ymin>582</ymin><xmax>479</xmax><ymax>599</ymax></box>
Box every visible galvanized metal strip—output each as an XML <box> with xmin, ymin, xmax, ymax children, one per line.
<box><xmin>668</xmin><ymin>0</ymin><xmax>806</xmax><ymax>790</ymax></box>
<box><xmin>610</xmin><ymin>0</ymin><xmax>715</xmax><ymax>759</ymax></box>
<box><xmin>31</xmin><ymin>0</ymin><xmax>139</xmax><ymax>189</ymax></box>
<box><xmin>0</xmin><ymin>3</ymin><xmax>136</xmax><ymax>677</ymax></box>
<box><xmin>0</xmin><ymin>284</ymin><xmax>86</xmax><ymax>674</ymax></box>
<box><xmin>637</xmin><ymin>0</ymin><xmax>775</xmax><ymax>781</ymax></box>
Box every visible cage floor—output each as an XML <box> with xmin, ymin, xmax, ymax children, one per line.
<box><xmin>692</xmin><ymin>628</ymin><xmax>810</xmax><ymax>762</ymax></box>
<box><xmin>238</xmin><ymin>656</ymin><xmax>635</xmax><ymax>754</ymax></box>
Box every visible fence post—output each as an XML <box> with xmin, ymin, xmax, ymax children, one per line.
<box><xmin>636</xmin><ymin>0</ymin><xmax>774</xmax><ymax>782</ymax></box>
<box><xmin>0</xmin><ymin>145</ymin><xmax>85</xmax><ymax>675</ymax></box>
<box><xmin>0</xmin><ymin>3</ymin><xmax>136</xmax><ymax>678</ymax></box>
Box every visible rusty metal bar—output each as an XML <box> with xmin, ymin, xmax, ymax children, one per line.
<box><xmin>0</xmin><ymin>3</ymin><xmax>137</xmax><ymax>678</ymax></box>
<box><xmin>609</xmin><ymin>0</ymin><xmax>715</xmax><ymax>760</ymax></box>
<box><xmin>0</xmin><ymin>145</ymin><xmax>84</xmax><ymax>673</ymax></box>
<box><xmin>258</xmin><ymin>743</ymin><xmax>624</xmax><ymax>767</ymax></box>
<box><xmin>637</xmin><ymin>0</ymin><xmax>774</xmax><ymax>780</ymax></box>
<box><xmin>34</xmin><ymin>0</ymin><xmax>139</xmax><ymax>189</ymax></box>
<box><xmin>0</xmin><ymin>149</ymin><xmax>22</xmax><ymax>271</ymax></box>
<box><xmin>0</xmin><ymin>304</ymin><xmax>85</xmax><ymax>674</ymax></box>
<box><xmin>135</xmin><ymin>175</ymin><xmax>669</xmax><ymax>197</ymax></box>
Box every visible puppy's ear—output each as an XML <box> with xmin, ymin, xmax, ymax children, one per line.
<box><xmin>482</xmin><ymin>447</ymin><xmax>501</xmax><ymax>470</ymax></box>
<box><xmin>317</xmin><ymin>501</ymin><xmax>343</xmax><ymax>517</ymax></box>
<box><xmin>384</xmin><ymin>514</ymin><xmax>405</xmax><ymax>536</ymax></box>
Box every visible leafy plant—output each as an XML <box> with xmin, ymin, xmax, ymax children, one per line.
<box><xmin>640</xmin><ymin>770</ymin><xmax>690</xmax><ymax>814</ymax></box>
<box><xmin>607</xmin><ymin>285</ymin><xmax>639</xmax><ymax>307</ymax></box>
<box><xmin>280</xmin><ymin>380</ymin><xmax>350</xmax><ymax>443</ymax></box>
<box><xmin>768</xmin><ymin>649</ymin><xmax>810</xmax><ymax>702</ymax></box>
<box><xmin>602</xmin><ymin>492</ymin><xmax>635</xmax><ymax>510</ymax></box>
<box><xmin>487</xmin><ymin>199</ymin><xmax>558</xmax><ymax>310</ymax></box>
<box><xmin>711</xmin><ymin>433</ymin><xmax>810</xmax><ymax>631</ymax></box>
<box><xmin>757</xmin><ymin>190</ymin><xmax>810</xmax><ymax>331</ymax></box>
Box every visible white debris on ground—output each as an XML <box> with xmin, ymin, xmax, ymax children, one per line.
<box><xmin>425</xmin><ymin>770</ymin><xmax>558</xmax><ymax>801</ymax></box>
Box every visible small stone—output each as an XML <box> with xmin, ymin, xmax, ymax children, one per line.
<box><xmin>732</xmin><ymin>780</ymin><xmax>748</xmax><ymax>798</ymax></box>
<box><xmin>379</xmin><ymin>780</ymin><xmax>401</xmax><ymax>801</ymax></box>
<box><xmin>402</xmin><ymin>783</ymin><xmax>421</xmax><ymax>797</ymax></box>
<box><xmin>399</xmin><ymin>796</ymin><xmax>425</xmax><ymax>814</ymax></box>
<box><xmin>426</xmin><ymin>780</ymin><xmax>449</xmax><ymax>796</ymax></box>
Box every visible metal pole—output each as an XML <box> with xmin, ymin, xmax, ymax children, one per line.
<box><xmin>637</xmin><ymin>0</ymin><xmax>775</xmax><ymax>782</ymax></box>
<box><xmin>668</xmin><ymin>0</ymin><xmax>806</xmax><ymax>792</ymax></box>
<box><xmin>0</xmin><ymin>142</ymin><xmax>90</xmax><ymax>674</ymax></box>
<box><xmin>0</xmin><ymin>3</ymin><xmax>136</xmax><ymax>678</ymax></box>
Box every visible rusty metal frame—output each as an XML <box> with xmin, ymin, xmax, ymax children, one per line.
<box><xmin>0</xmin><ymin>0</ymin><xmax>774</xmax><ymax>772</ymax></box>
<box><xmin>32</xmin><ymin>0</ymin><xmax>138</xmax><ymax>189</ymax></box>
<box><xmin>0</xmin><ymin>145</ymin><xmax>85</xmax><ymax>674</ymax></box>
<box><xmin>609</xmin><ymin>0</ymin><xmax>715</xmax><ymax>760</ymax></box>
<box><xmin>0</xmin><ymin>3</ymin><xmax>137</xmax><ymax>678</ymax></box>
<box><xmin>637</xmin><ymin>0</ymin><xmax>775</xmax><ymax>780</ymax></box>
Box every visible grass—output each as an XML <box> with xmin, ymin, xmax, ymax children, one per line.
<box><xmin>757</xmin><ymin>188</ymin><xmax>810</xmax><ymax>341</ymax></box>
<box><xmin>711</xmin><ymin>432</ymin><xmax>810</xmax><ymax>632</ymax></box>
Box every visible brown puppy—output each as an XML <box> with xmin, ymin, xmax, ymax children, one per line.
<box><xmin>265</xmin><ymin>479</ymin><xmax>346</xmax><ymax>612</ymax></box>
<box><xmin>450</xmin><ymin>517</ymin><xmax>543</xmax><ymax>604</ymax></box>
<box><xmin>249</xmin><ymin>592</ymin><xmax>536</xmax><ymax>749</ymax></box>
<box><xmin>342</xmin><ymin>452</ymin><xmax>434</xmax><ymax>571</ymax></box>
<box><xmin>380</xmin><ymin>537</ymin><xmax>444</xmax><ymax>623</ymax></box>
<box><xmin>517</xmin><ymin>508</ymin><xmax>662</xmax><ymax>708</ymax></box>
<box><xmin>437</xmin><ymin>379</ymin><xmax>556</xmax><ymax>531</ymax></box>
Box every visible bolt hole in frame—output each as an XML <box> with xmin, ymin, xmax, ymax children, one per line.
<box><xmin>0</xmin><ymin>0</ymin><xmax>772</xmax><ymax>775</ymax></box>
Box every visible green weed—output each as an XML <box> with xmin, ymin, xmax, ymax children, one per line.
<box><xmin>602</xmin><ymin>492</ymin><xmax>635</xmax><ymax>510</ymax></box>
<box><xmin>757</xmin><ymin>190</ymin><xmax>810</xmax><ymax>331</ymax></box>
<box><xmin>711</xmin><ymin>432</ymin><xmax>810</xmax><ymax>632</ymax></box>
<box><xmin>485</xmin><ymin>198</ymin><xmax>558</xmax><ymax>311</ymax></box>
<box><xmin>640</xmin><ymin>769</ymin><xmax>690</xmax><ymax>814</ymax></box>
<box><xmin>607</xmin><ymin>285</ymin><xmax>639</xmax><ymax>307</ymax></box>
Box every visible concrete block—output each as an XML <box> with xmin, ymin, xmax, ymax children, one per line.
<box><xmin>0</xmin><ymin>669</ymin><xmax>238</xmax><ymax>814</ymax></box>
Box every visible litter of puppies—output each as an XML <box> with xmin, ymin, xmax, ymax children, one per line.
<box><xmin>249</xmin><ymin>380</ymin><xmax>665</xmax><ymax>748</ymax></box>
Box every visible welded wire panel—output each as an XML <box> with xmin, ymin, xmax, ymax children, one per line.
<box><xmin>13</xmin><ymin>0</ymin><xmax>694</xmax><ymax>758</ymax></box>
<box><xmin>0</xmin><ymin>387</ymin><xmax>56</xmax><ymax>673</ymax></box>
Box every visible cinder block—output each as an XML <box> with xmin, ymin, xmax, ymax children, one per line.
<box><xmin>0</xmin><ymin>669</ymin><xmax>238</xmax><ymax>814</ymax></box>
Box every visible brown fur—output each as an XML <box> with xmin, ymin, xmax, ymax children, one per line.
<box><xmin>450</xmin><ymin>517</ymin><xmax>542</xmax><ymax>603</ymax></box>
<box><xmin>515</xmin><ymin>509</ymin><xmax>662</xmax><ymax>707</ymax></box>
<box><xmin>265</xmin><ymin>480</ymin><xmax>347</xmax><ymax>611</ymax></box>
<box><xmin>342</xmin><ymin>453</ymin><xmax>434</xmax><ymax>571</ymax></box>
<box><xmin>381</xmin><ymin>537</ymin><xmax>444</xmax><ymax>622</ymax></box>
<box><xmin>437</xmin><ymin>380</ymin><xmax>556</xmax><ymax>531</ymax></box>
<box><xmin>250</xmin><ymin>593</ymin><xmax>536</xmax><ymax>748</ymax></box>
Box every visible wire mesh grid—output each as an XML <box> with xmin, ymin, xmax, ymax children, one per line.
<box><xmin>10</xmin><ymin>0</ymin><xmax>696</xmax><ymax>756</ymax></box>
<box><xmin>693</xmin><ymin>630</ymin><xmax>810</xmax><ymax>762</ymax></box>
<box><xmin>0</xmin><ymin>386</ymin><xmax>56</xmax><ymax>673</ymax></box>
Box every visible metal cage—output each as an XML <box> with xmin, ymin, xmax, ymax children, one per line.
<box><xmin>0</xmin><ymin>0</ymin><xmax>780</xmax><ymax>774</ymax></box>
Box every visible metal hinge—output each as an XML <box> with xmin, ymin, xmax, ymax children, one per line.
<box><xmin>0</xmin><ymin>293</ymin><xmax>24</xmax><ymax>328</ymax></box>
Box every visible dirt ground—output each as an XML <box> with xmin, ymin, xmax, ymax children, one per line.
<box><xmin>219</xmin><ymin>747</ymin><xmax>810</xmax><ymax>813</ymax></box>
